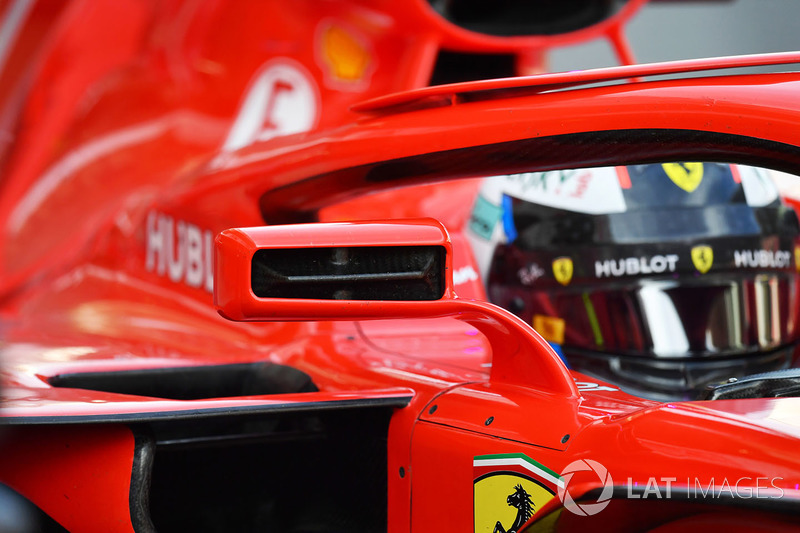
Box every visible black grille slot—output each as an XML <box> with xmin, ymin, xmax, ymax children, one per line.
<box><xmin>49</xmin><ymin>363</ymin><xmax>317</xmax><ymax>400</ymax></box>
<box><xmin>251</xmin><ymin>245</ymin><xmax>445</xmax><ymax>301</ymax></box>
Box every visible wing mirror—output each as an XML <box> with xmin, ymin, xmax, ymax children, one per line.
<box><xmin>214</xmin><ymin>219</ymin><xmax>578</xmax><ymax>396</ymax></box>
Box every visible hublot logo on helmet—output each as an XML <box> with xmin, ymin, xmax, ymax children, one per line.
<box><xmin>734</xmin><ymin>249</ymin><xmax>791</xmax><ymax>269</ymax></box>
<box><xmin>595</xmin><ymin>255</ymin><xmax>679</xmax><ymax>278</ymax></box>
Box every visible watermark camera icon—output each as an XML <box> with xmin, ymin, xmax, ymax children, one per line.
<box><xmin>557</xmin><ymin>459</ymin><xmax>614</xmax><ymax>516</ymax></box>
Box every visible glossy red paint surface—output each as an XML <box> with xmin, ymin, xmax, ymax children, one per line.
<box><xmin>0</xmin><ymin>424</ymin><xmax>137</xmax><ymax>532</ymax></box>
<box><xmin>0</xmin><ymin>0</ymin><xmax>800</xmax><ymax>530</ymax></box>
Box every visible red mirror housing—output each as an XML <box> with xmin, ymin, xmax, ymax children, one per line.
<box><xmin>214</xmin><ymin>219</ymin><xmax>579</xmax><ymax>396</ymax></box>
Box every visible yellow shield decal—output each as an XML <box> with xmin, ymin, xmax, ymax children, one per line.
<box><xmin>691</xmin><ymin>245</ymin><xmax>714</xmax><ymax>274</ymax></box>
<box><xmin>552</xmin><ymin>257</ymin><xmax>573</xmax><ymax>286</ymax></box>
<box><xmin>662</xmin><ymin>162</ymin><xmax>704</xmax><ymax>192</ymax></box>
<box><xmin>474</xmin><ymin>474</ymin><xmax>555</xmax><ymax>533</ymax></box>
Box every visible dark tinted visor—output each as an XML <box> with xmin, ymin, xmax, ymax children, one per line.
<box><xmin>489</xmin><ymin>271</ymin><xmax>800</xmax><ymax>358</ymax></box>
<box><xmin>487</xmin><ymin>163</ymin><xmax>800</xmax><ymax>359</ymax></box>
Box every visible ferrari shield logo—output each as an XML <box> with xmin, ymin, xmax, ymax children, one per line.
<box><xmin>691</xmin><ymin>245</ymin><xmax>714</xmax><ymax>274</ymax></box>
<box><xmin>552</xmin><ymin>257</ymin><xmax>573</xmax><ymax>286</ymax></box>
<box><xmin>662</xmin><ymin>162</ymin><xmax>704</xmax><ymax>192</ymax></box>
<box><xmin>474</xmin><ymin>454</ymin><xmax>561</xmax><ymax>533</ymax></box>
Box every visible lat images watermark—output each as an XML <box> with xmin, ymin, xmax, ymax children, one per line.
<box><xmin>557</xmin><ymin>459</ymin><xmax>787</xmax><ymax>517</ymax></box>
<box><xmin>626</xmin><ymin>476</ymin><xmax>785</xmax><ymax>500</ymax></box>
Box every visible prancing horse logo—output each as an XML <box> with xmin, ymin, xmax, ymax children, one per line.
<box><xmin>691</xmin><ymin>245</ymin><xmax>714</xmax><ymax>274</ymax></box>
<box><xmin>494</xmin><ymin>484</ymin><xmax>534</xmax><ymax>533</ymax></box>
<box><xmin>552</xmin><ymin>257</ymin><xmax>573</xmax><ymax>286</ymax></box>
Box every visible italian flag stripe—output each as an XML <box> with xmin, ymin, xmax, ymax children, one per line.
<box><xmin>474</xmin><ymin>453</ymin><xmax>564</xmax><ymax>488</ymax></box>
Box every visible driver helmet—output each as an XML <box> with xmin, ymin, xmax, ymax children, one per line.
<box><xmin>466</xmin><ymin>163</ymin><xmax>800</xmax><ymax>400</ymax></box>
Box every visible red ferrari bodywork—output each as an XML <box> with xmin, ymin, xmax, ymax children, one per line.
<box><xmin>1</xmin><ymin>1</ymin><xmax>800</xmax><ymax>531</ymax></box>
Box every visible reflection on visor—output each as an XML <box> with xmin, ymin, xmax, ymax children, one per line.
<box><xmin>492</xmin><ymin>273</ymin><xmax>798</xmax><ymax>358</ymax></box>
<box><xmin>638</xmin><ymin>284</ymin><xmax>690</xmax><ymax>356</ymax></box>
